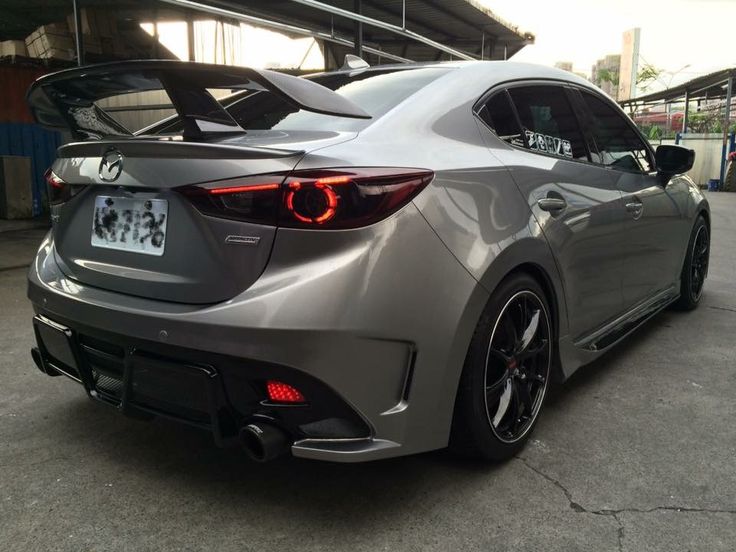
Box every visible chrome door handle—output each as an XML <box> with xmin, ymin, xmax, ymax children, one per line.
<box><xmin>626</xmin><ymin>201</ymin><xmax>643</xmax><ymax>216</ymax></box>
<box><xmin>537</xmin><ymin>197</ymin><xmax>567</xmax><ymax>212</ymax></box>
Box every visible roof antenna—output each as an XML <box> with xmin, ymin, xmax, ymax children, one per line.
<box><xmin>341</xmin><ymin>54</ymin><xmax>370</xmax><ymax>70</ymax></box>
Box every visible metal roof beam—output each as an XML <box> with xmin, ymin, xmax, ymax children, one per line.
<box><xmin>286</xmin><ymin>0</ymin><xmax>477</xmax><ymax>61</ymax></box>
<box><xmin>157</xmin><ymin>0</ymin><xmax>412</xmax><ymax>63</ymax></box>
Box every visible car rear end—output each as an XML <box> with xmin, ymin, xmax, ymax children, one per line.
<box><xmin>27</xmin><ymin>61</ymin><xmax>480</xmax><ymax>461</ymax></box>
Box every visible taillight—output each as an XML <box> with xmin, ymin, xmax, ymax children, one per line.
<box><xmin>44</xmin><ymin>168</ymin><xmax>85</xmax><ymax>206</ymax></box>
<box><xmin>178</xmin><ymin>168</ymin><xmax>433</xmax><ymax>229</ymax></box>
<box><xmin>178</xmin><ymin>175</ymin><xmax>283</xmax><ymax>225</ymax></box>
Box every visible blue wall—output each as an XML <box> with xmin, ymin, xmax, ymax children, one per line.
<box><xmin>0</xmin><ymin>123</ymin><xmax>61</xmax><ymax>216</ymax></box>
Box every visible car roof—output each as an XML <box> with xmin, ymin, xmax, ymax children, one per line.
<box><xmin>315</xmin><ymin>60</ymin><xmax>590</xmax><ymax>86</ymax></box>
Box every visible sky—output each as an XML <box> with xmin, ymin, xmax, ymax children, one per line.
<box><xmin>482</xmin><ymin>0</ymin><xmax>736</xmax><ymax>85</ymax></box>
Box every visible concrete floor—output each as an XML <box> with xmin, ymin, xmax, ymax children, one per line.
<box><xmin>1</xmin><ymin>193</ymin><xmax>734</xmax><ymax>551</ymax></box>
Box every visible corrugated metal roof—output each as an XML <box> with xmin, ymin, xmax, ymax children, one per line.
<box><xmin>233</xmin><ymin>0</ymin><xmax>534</xmax><ymax>62</ymax></box>
<box><xmin>1</xmin><ymin>0</ymin><xmax>533</xmax><ymax>64</ymax></box>
<box><xmin>621</xmin><ymin>68</ymin><xmax>736</xmax><ymax>106</ymax></box>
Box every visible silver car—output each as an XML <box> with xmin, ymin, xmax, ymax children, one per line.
<box><xmin>27</xmin><ymin>60</ymin><xmax>709</xmax><ymax>462</ymax></box>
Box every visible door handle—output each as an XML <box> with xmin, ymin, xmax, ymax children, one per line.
<box><xmin>626</xmin><ymin>201</ymin><xmax>644</xmax><ymax>219</ymax></box>
<box><xmin>537</xmin><ymin>197</ymin><xmax>567</xmax><ymax>212</ymax></box>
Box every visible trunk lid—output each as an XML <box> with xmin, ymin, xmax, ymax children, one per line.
<box><xmin>48</xmin><ymin>134</ymin><xmax>353</xmax><ymax>304</ymax></box>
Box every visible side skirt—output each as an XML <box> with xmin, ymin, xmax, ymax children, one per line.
<box><xmin>557</xmin><ymin>285</ymin><xmax>680</xmax><ymax>379</ymax></box>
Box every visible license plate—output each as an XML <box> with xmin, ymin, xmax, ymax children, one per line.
<box><xmin>91</xmin><ymin>196</ymin><xmax>168</xmax><ymax>256</ymax></box>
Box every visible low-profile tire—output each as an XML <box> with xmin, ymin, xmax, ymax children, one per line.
<box><xmin>450</xmin><ymin>273</ymin><xmax>553</xmax><ymax>461</ymax></box>
<box><xmin>673</xmin><ymin>215</ymin><xmax>710</xmax><ymax>311</ymax></box>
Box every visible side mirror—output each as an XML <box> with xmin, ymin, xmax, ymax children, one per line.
<box><xmin>656</xmin><ymin>145</ymin><xmax>695</xmax><ymax>177</ymax></box>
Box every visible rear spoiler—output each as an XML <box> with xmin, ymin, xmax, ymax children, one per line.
<box><xmin>27</xmin><ymin>60</ymin><xmax>371</xmax><ymax>140</ymax></box>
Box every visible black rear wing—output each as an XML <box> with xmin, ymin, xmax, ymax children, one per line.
<box><xmin>27</xmin><ymin>60</ymin><xmax>371</xmax><ymax>140</ymax></box>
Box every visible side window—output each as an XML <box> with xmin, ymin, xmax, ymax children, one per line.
<box><xmin>580</xmin><ymin>91</ymin><xmax>653</xmax><ymax>173</ymax></box>
<box><xmin>478</xmin><ymin>91</ymin><xmax>525</xmax><ymax>148</ymax></box>
<box><xmin>508</xmin><ymin>85</ymin><xmax>589</xmax><ymax>161</ymax></box>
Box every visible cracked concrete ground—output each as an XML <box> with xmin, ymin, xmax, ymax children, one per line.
<box><xmin>1</xmin><ymin>192</ymin><xmax>735</xmax><ymax>551</ymax></box>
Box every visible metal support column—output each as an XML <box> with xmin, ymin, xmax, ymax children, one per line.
<box><xmin>720</xmin><ymin>76</ymin><xmax>733</xmax><ymax>186</ymax></box>
<box><xmin>72</xmin><ymin>0</ymin><xmax>84</xmax><ymax>66</ymax></box>
<box><xmin>682</xmin><ymin>90</ymin><xmax>690</xmax><ymax>134</ymax></box>
<box><xmin>151</xmin><ymin>8</ymin><xmax>160</xmax><ymax>58</ymax></box>
<box><xmin>187</xmin><ymin>12</ymin><xmax>196</xmax><ymax>61</ymax></box>
<box><xmin>354</xmin><ymin>0</ymin><xmax>363</xmax><ymax>57</ymax></box>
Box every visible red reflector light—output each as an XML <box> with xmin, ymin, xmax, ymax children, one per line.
<box><xmin>266</xmin><ymin>380</ymin><xmax>306</xmax><ymax>404</ymax></box>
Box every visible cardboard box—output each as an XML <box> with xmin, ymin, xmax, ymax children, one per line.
<box><xmin>24</xmin><ymin>31</ymin><xmax>40</xmax><ymax>57</ymax></box>
<box><xmin>26</xmin><ymin>22</ymin><xmax>76</xmax><ymax>61</ymax></box>
<box><xmin>67</xmin><ymin>9</ymin><xmax>115</xmax><ymax>38</ymax></box>
<box><xmin>0</xmin><ymin>40</ymin><xmax>28</xmax><ymax>58</ymax></box>
<box><xmin>35</xmin><ymin>22</ymin><xmax>70</xmax><ymax>37</ymax></box>
<box><xmin>0</xmin><ymin>156</ymin><xmax>33</xmax><ymax>220</ymax></box>
<box><xmin>37</xmin><ymin>32</ymin><xmax>75</xmax><ymax>53</ymax></box>
<box><xmin>100</xmin><ymin>35</ymin><xmax>125</xmax><ymax>57</ymax></box>
<box><xmin>82</xmin><ymin>37</ymin><xmax>102</xmax><ymax>55</ymax></box>
<box><xmin>67</xmin><ymin>11</ymin><xmax>91</xmax><ymax>35</ymax></box>
<box><xmin>39</xmin><ymin>48</ymin><xmax>75</xmax><ymax>61</ymax></box>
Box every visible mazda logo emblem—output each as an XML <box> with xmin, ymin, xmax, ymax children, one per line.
<box><xmin>99</xmin><ymin>149</ymin><xmax>124</xmax><ymax>182</ymax></box>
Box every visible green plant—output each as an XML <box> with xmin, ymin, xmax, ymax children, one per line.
<box><xmin>647</xmin><ymin>125</ymin><xmax>662</xmax><ymax>140</ymax></box>
<box><xmin>637</xmin><ymin>63</ymin><xmax>662</xmax><ymax>92</ymax></box>
<box><xmin>598</xmin><ymin>68</ymin><xmax>619</xmax><ymax>87</ymax></box>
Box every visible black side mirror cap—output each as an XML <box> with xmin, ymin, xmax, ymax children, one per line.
<box><xmin>656</xmin><ymin>145</ymin><xmax>695</xmax><ymax>177</ymax></box>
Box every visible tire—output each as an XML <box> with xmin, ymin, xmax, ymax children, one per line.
<box><xmin>674</xmin><ymin>215</ymin><xmax>709</xmax><ymax>311</ymax></box>
<box><xmin>724</xmin><ymin>161</ymin><xmax>736</xmax><ymax>192</ymax></box>
<box><xmin>450</xmin><ymin>273</ymin><xmax>553</xmax><ymax>461</ymax></box>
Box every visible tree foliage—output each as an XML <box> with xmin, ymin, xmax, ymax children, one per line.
<box><xmin>637</xmin><ymin>64</ymin><xmax>663</xmax><ymax>92</ymax></box>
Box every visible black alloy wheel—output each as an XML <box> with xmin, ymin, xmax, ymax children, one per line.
<box><xmin>484</xmin><ymin>290</ymin><xmax>551</xmax><ymax>444</ymax></box>
<box><xmin>689</xmin><ymin>225</ymin><xmax>709</xmax><ymax>302</ymax></box>
<box><xmin>451</xmin><ymin>273</ymin><xmax>553</xmax><ymax>461</ymax></box>
<box><xmin>675</xmin><ymin>215</ymin><xmax>709</xmax><ymax>311</ymax></box>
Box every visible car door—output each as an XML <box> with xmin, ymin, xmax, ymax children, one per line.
<box><xmin>575</xmin><ymin>89</ymin><xmax>686</xmax><ymax>309</ymax></box>
<box><xmin>477</xmin><ymin>84</ymin><xmax>627</xmax><ymax>340</ymax></box>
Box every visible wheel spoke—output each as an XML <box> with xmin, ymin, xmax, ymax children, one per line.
<box><xmin>486</xmin><ymin>374</ymin><xmax>507</xmax><ymax>396</ymax></box>
<box><xmin>516</xmin><ymin>379</ymin><xmax>533</xmax><ymax>415</ymax></box>
<box><xmin>501</xmin><ymin>313</ymin><xmax>518</xmax><ymax>350</ymax></box>
<box><xmin>491</xmin><ymin>378</ymin><xmax>513</xmax><ymax>428</ymax></box>
<box><xmin>488</xmin><ymin>347</ymin><xmax>511</xmax><ymax>365</ymax></box>
<box><xmin>697</xmin><ymin>240</ymin><xmax>709</xmax><ymax>257</ymax></box>
<box><xmin>518</xmin><ymin>309</ymin><xmax>540</xmax><ymax>353</ymax></box>
<box><xmin>519</xmin><ymin>338</ymin><xmax>548</xmax><ymax>361</ymax></box>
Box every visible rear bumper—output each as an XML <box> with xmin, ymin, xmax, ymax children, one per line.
<box><xmin>27</xmin><ymin>205</ymin><xmax>486</xmax><ymax>461</ymax></box>
<box><xmin>31</xmin><ymin>312</ymin><xmax>376</xmax><ymax>457</ymax></box>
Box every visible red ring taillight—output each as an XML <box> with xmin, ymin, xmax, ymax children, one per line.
<box><xmin>178</xmin><ymin>167</ymin><xmax>434</xmax><ymax>229</ymax></box>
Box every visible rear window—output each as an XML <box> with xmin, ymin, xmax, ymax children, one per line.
<box><xmin>151</xmin><ymin>67</ymin><xmax>450</xmax><ymax>135</ymax></box>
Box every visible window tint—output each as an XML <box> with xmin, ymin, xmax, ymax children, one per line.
<box><xmin>580</xmin><ymin>91</ymin><xmax>653</xmax><ymax>173</ymax></box>
<box><xmin>508</xmin><ymin>86</ymin><xmax>589</xmax><ymax>161</ymax></box>
<box><xmin>479</xmin><ymin>91</ymin><xmax>525</xmax><ymax>148</ymax></box>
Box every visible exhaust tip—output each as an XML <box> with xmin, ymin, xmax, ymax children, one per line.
<box><xmin>240</xmin><ymin>422</ymin><xmax>291</xmax><ymax>462</ymax></box>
